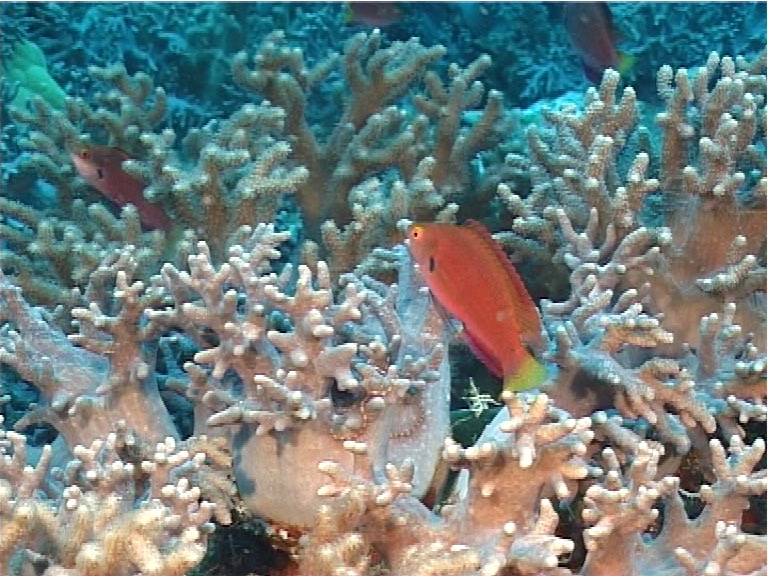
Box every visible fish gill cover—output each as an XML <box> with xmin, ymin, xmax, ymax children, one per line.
<box><xmin>0</xmin><ymin>3</ymin><xmax>766</xmax><ymax>576</ymax></box>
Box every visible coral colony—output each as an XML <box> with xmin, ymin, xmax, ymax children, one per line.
<box><xmin>1</xmin><ymin>3</ymin><xmax>766</xmax><ymax>575</ymax></box>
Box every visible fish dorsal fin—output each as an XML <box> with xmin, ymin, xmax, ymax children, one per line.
<box><xmin>463</xmin><ymin>220</ymin><xmax>543</xmax><ymax>348</ymax></box>
<box><xmin>86</xmin><ymin>145</ymin><xmax>132</xmax><ymax>165</ymax></box>
<box><xmin>113</xmin><ymin>147</ymin><xmax>133</xmax><ymax>159</ymax></box>
<box><xmin>102</xmin><ymin>147</ymin><xmax>134</xmax><ymax>164</ymax></box>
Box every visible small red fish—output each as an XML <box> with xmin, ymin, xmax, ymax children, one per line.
<box><xmin>407</xmin><ymin>220</ymin><xmax>547</xmax><ymax>392</ymax></box>
<box><xmin>343</xmin><ymin>2</ymin><xmax>404</xmax><ymax>27</ymax></box>
<box><xmin>71</xmin><ymin>146</ymin><xmax>172</xmax><ymax>231</ymax></box>
<box><xmin>563</xmin><ymin>2</ymin><xmax>634</xmax><ymax>84</ymax></box>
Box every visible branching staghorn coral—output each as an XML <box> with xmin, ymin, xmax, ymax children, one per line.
<box><xmin>484</xmin><ymin>52</ymin><xmax>766</xmax><ymax>499</ymax></box>
<box><xmin>146</xmin><ymin>235</ymin><xmax>451</xmax><ymax>529</ymax></box>
<box><xmin>0</xmin><ymin>30</ymin><xmax>765</xmax><ymax>576</ymax></box>
<box><xmin>650</xmin><ymin>49</ymin><xmax>767</xmax><ymax>349</ymax></box>
<box><xmin>321</xmin><ymin>157</ymin><xmax>460</xmax><ymax>279</ymax></box>
<box><xmin>299</xmin><ymin>391</ymin><xmax>591</xmax><ymax>576</ymax></box>
<box><xmin>5</xmin><ymin>29</ymin><xmax>509</xmax><ymax>308</ymax></box>
<box><xmin>2</xmin><ymin>62</ymin><xmax>308</xmax><ymax>317</ymax></box>
<box><xmin>0</xmin><ymin>256</ymin><xmax>178</xmax><ymax>450</ymax></box>
<box><xmin>232</xmin><ymin>29</ymin><xmax>506</xmax><ymax>274</ymax></box>
<box><xmin>8</xmin><ymin>63</ymin><xmax>166</xmax><ymax>211</ymax></box>
<box><xmin>299</xmin><ymin>391</ymin><xmax>764</xmax><ymax>576</ymax></box>
<box><xmin>127</xmin><ymin>100</ymin><xmax>308</xmax><ymax>262</ymax></box>
<box><xmin>231</xmin><ymin>29</ymin><xmax>446</xmax><ymax>242</ymax></box>
<box><xmin>0</xmin><ymin>416</ymin><xmax>216</xmax><ymax>576</ymax></box>
<box><xmin>1</xmin><ymin>64</ymin><xmax>181</xmax><ymax>317</ymax></box>
<box><xmin>0</xmin><ymin>196</ymin><xmax>175</xmax><ymax>326</ymax></box>
<box><xmin>496</xmin><ymin>68</ymin><xmax>647</xmax><ymax>257</ymax></box>
<box><xmin>496</xmin><ymin>53</ymin><xmax>766</xmax><ymax>352</ymax></box>
<box><xmin>580</xmin><ymin>435</ymin><xmax>767</xmax><ymax>576</ymax></box>
<box><xmin>539</xmin><ymin>206</ymin><xmax>765</xmax><ymax>460</ymax></box>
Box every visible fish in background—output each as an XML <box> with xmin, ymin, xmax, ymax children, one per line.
<box><xmin>407</xmin><ymin>220</ymin><xmax>548</xmax><ymax>393</ymax></box>
<box><xmin>563</xmin><ymin>2</ymin><xmax>635</xmax><ymax>83</ymax></box>
<box><xmin>71</xmin><ymin>146</ymin><xmax>173</xmax><ymax>231</ymax></box>
<box><xmin>456</xmin><ymin>2</ymin><xmax>490</xmax><ymax>34</ymax></box>
<box><xmin>343</xmin><ymin>2</ymin><xmax>404</xmax><ymax>27</ymax></box>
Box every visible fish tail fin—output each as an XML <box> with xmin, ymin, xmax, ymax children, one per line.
<box><xmin>617</xmin><ymin>52</ymin><xmax>636</xmax><ymax>76</ymax></box>
<box><xmin>342</xmin><ymin>3</ymin><xmax>354</xmax><ymax>24</ymax></box>
<box><xmin>164</xmin><ymin>220</ymin><xmax>185</xmax><ymax>244</ymax></box>
<box><xmin>503</xmin><ymin>353</ymin><xmax>547</xmax><ymax>392</ymax></box>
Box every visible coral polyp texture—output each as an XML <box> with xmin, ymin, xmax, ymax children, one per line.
<box><xmin>1</xmin><ymin>3</ymin><xmax>765</xmax><ymax>576</ymax></box>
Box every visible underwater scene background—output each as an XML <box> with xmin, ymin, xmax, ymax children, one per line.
<box><xmin>1</xmin><ymin>2</ymin><xmax>766</xmax><ymax>575</ymax></box>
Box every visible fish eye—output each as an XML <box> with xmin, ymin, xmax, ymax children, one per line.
<box><xmin>80</xmin><ymin>150</ymin><xmax>89</xmax><ymax>159</ymax></box>
<box><xmin>411</xmin><ymin>226</ymin><xmax>422</xmax><ymax>239</ymax></box>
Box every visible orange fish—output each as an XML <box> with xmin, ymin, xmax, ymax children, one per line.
<box><xmin>563</xmin><ymin>2</ymin><xmax>635</xmax><ymax>84</ymax></box>
<box><xmin>343</xmin><ymin>2</ymin><xmax>404</xmax><ymax>27</ymax></box>
<box><xmin>407</xmin><ymin>220</ymin><xmax>547</xmax><ymax>392</ymax></box>
<box><xmin>71</xmin><ymin>146</ymin><xmax>172</xmax><ymax>231</ymax></box>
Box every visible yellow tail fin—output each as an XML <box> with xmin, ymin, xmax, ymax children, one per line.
<box><xmin>618</xmin><ymin>52</ymin><xmax>636</xmax><ymax>76</ymax></box>
<box><xmin>503</xmin><ymin>353</ymin><xmax>547</xmax><ymax>392</ymax></box>
<box><xmin>342</xmin><ymin>3</ymin><xmax>354</xmax><ymax>24</ymax></box>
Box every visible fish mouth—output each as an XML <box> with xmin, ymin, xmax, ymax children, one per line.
<box><xmin>70</xmin><ymin>152</ymin><xmax>85</xmax><ymax>170</ymax></box>
<box><xmin>69</xmin><ymin>151</ymin><xmax>96</xmax><ymax>181</ymax></box>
